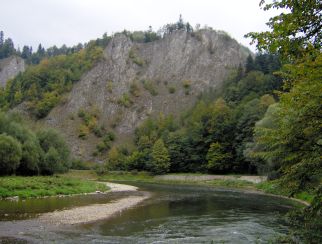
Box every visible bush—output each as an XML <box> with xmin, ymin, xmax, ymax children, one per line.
<box><xmin>0</xmin><ymin>134</ymin><xmax>22</xmax><ymax>175</ymax></box>
<box><xmin>126</xmin><ymin>150</ymin><xmax>149</xmax><ymax>171</ymax></box>
<box><xmin>141</xmin><ymin>80</ymin><xmax>158</xmax><ymax>96</ymax></box>
<box><xmin>71</xmin><ymin>159</ymin><xmax>93</xmax><ymax>170</ymax></box>
<box><xmin>104</xmin><ymin>131</ymin><xmax>115</xmax><ymax>142</ymax></box>
<box><xmin>18</xmin><ymin>138</ymin><xmax>42</xmax><ymax>175</ymax></box>
<box><xmin>117</xmin><ymin>93</ymin><xmax>133</xmax><ymax>107</ymax></box>
<box><xmin>41</xmin><ymin>147</ymin><xmax>62</xmax><ymax>175</ymax></box>
<box><xmin>168</xmin><ymin>86</ymin><xmax>176</xmax><ymax>94</ymax></box>
<box><xmin>106</xmin><ymin>80</ymin><xmax>113</xmax><ymax>93</ymax></box>
<box><xmin>0</xmin><ymin>112</ymin><xmax>71</xmax><ymax>176</ymax></box>
<box><xmin>37</xmin><ymin>129</ymin><xmax>70</xmax><ymax>174</ymax></box>
<box><xmin>129</xmin><ymin>82</ymin><xmax>141</xmax><ymax>97</ymax></box>
<box><xmin>92</xmin><ymin>125</ymin><xmax>105</xmax><ymax>137</ymax></box>
<box><xmin>128</xmin><ymin>48</ymin><xmax>145</xmax><ymax>66</ymax></box>
<box><xmin>182</xmin><ymin>80</ymin><xmax>191</xmax><ymax>89</ymax></box>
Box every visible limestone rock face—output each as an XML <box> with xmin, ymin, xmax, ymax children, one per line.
<box><xmin>0</xmin><ymin>56</ymin><xmax>25</xmax><ymax>87</ymax></box>
<box><xmin>45</xmin><ymin>30</ymin><xmax>251</xmax><ymax>160</ymax></box>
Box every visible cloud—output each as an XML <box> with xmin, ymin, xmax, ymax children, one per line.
<box><xmin>0</xmin><ymin>0</ymin><xmax>276</xmax><ymax>52</ymax></box>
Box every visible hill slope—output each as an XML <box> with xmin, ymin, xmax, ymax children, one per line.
<box><xmin>44</xmin><ymin>30</ymin><xmax>251</xmax><ymax>160</ymax></box>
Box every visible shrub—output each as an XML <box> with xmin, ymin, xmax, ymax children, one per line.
<box><xmin>129</xmin><ymin>81</ymin><xmax>141</xmax><ymax>97</ymax></box>
<box><xmin>92</xmin><ymin>125</ymin><xmax>105</xmax><ymax>137</ymax></box>
<box><xmin>0</xmin><ymin>112</ymin><xmax>71</xmax><ymax>176</ymax></box>
<box><xmin>37</xmin><ymin>129</ymin><xmax>71</xmax><ymax>174</ymax></box>
<box><xmin>128</xmin><ymin>48</ymin><xmax>145</xmax><ymax>66</ymax></box>
<box><xmin>126</xmin><ymin>150</ymin><xmax>149</xmax><ymax>171</ymax></box>
<box><xmin>94</xmin><ymin>131</ymin><xmax>115</xmax><ymax>155</ymax></box>
<box><xmin>182</xmin><ymin>80</ymin><xmax>191</xmax><ymax>89</ymax></box>
<box><xmin>71</xmin><ymin>159</ymin><xmax>93</xmax><ymax>170</ymax></box>
<box><xmin>141</xmin><ymin>80</ymin><xmax>158</xmax><ymax>96</ymax></box>
<box><xmin>106</xmin><ymin>80</ymin><xmax>113</xmax><ymax>93</ymax></box>
<box><xmin>78</xmin><ymin>108</ymin><xmax>102</xmax><ymax>138</ymax></box>
<box><xmin>168</xmin><ymin>86</ymin><xmax>176</xmax><ymax>94</ymax></box>
<box><xmin>118</xmin><ymin>93</ymin><xmax>133</xmax><ymax>107</ymax></box>
<box><xmin>104</xmin><ymin>131</ymin><xmax>115</xmax><ymax>142</ymax></box>
<box><xmin>0</xmin><ymin>134</ymin><xmax>22</xmax><ymax>175</ymax></box>
<box><xmin>18</xmin><ymin>138</ymin><xmax>42</xmax><ymax>175</ymax></box>
<box><xmin>78</xmin><ymin>124</ymin><xmax>89</xmax><ymax>139</ymax></box>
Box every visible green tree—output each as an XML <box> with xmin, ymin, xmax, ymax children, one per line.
<box><xmin>0</xmin><ymin>134</ymin><xmax>22</xmax><ymax>175</ymax></box>
<box><xmin>106</xmin><ymin>146</ymin><xmax>122</xmax><ymax>170</ymax></box>
<box><xmin>41</xmin><ymin>147</ymin><xmax>62</xmax><ymax>175</ymax></box>
<box><xmin>126</xmin><ymin>150</ymin><xmax>149</xmax><ymax>171</ymax></box>
<box><xmin>249</xmin><ymin>55</ymin><xmax>322</xmax><ymax>194</ymax></box>
<box><xmin>150</xmin><ymin>139</ymin><xmax>170</xmax><ymax>174</ymax></box>
<box><xmin>245</xmin><ymin>0</ymin><xmax>322</xmax><ymax>60</ymax></box>
<box><xmin>245</xmin><ymin>54</ymin><xmax>255</xmax><ymax>73</ymax></box>
<box><xmin>206</xmin><ymin>142</ymin><xmax>232</xmax><ymax>172</ymax></box>
<box><xmin>37</xmin><ymin>129</ymin><xmax>70</xmax><ymax>173</ymax></box>
<box><xmin>17</xmin><ymin>138</ymin><xmax>42</xmax><ymax>175</ymax></box>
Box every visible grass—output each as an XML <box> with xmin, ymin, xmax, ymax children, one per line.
<box><xmin>0</xmin><ymin>175</ymin><xmax>108</xmax><ymax>199</ymax></box>
<box><xmin>98</xmin><ymin>171</ymin><xmax>256</xmax><ymax>189</ymax></box>
<box><xmin>98</xmin><ymin>171</ymin><xmax>153</xmax><ymax>182</ymax></box>
<box><xmin>206</xmin><ymin>179</ymin><xmax>256</xmax><ymax>189</ymax></box>
<box><xmin>60</xmin><ymin>170</ymin><xmax>98</xmax><ymax>180</ymax></box>
<box><xmin>257</xmin><ymin>180</ymin><xmax>314</xmax><ymax>204</ymax></box>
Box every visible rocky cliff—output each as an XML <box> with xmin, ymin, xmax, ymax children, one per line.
<box><xmin>0</xmin><ymin>56</ymin><xmax>25</xmax><ymax>87</ymax></box>
<box><xmin>45</xmin><ymin>30</ymin><xmax>251</xmax><ymax>160</ymax></box>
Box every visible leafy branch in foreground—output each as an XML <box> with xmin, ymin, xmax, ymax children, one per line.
<box><xmin>245</xmin><ymin>0</ymin><xmax>322</xmax><ymax>61</ymax></box>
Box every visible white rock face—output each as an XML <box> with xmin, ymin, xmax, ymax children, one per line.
<box><xmin>45</xmin><ymin>30</ymin><xmax>252</xmax><ymax>160</ymax></box>
<box><xmin>0</xmin><ymin>56</ymin><xmax>25</xmax><ymax>87</ymax></box>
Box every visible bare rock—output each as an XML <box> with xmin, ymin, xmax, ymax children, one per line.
<box><xmin>0</xmin><ymin>56</ymin><xmax>25</xmax><ymax>87</ymax></box>
<box><xmin>45</xmin><ymin>30</ymin><xmax>252</xmax><ymax>160</ymax></box>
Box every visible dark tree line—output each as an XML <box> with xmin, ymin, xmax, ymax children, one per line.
<box><xmin>1</xmin><ymin>15</ymin><xmax>203</xmax><ymax>65</ymax></box>
<box><xmin>0</xmin><ymin>30</ymin><xmax>109</xmax><ymax>65</ymax></box>
<box><xmin>0</xmin><ymin>31</ymin><xmax>15</xmax><ymax>59</ymax></box>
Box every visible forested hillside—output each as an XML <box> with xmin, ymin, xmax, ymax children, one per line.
<box><xmin>98</xmin><ymin>54</ymin><xmax>282</xmax><ymax>175</ymax></box>
<box><xmin>0</xmin><ymin>44</ymin><xmax>103</xmax><ymax>118</ymax></box>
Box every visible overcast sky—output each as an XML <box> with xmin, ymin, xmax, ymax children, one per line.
<box><xmin>0</xmin><ymin>0</ymin><xmax>276</xmax><ymax>52</ymax></box>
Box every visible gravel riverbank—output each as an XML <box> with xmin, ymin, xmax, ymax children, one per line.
<box><xmin>39</xmin><ymin>182</ymin><xmax>149</xmax><ymax>225</ymax></box>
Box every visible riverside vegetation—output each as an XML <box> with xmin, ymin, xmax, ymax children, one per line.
<box><xmin>0</xmin><ymin>1</ymin><xmax>321</xmax><ymax>243</ymax></box>
<box><xmin>0</xmin><ymin>176</ymin><xmax>107</xmax><ymax>199</ymax></box>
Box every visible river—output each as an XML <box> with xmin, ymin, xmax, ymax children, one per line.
<box><xmin>0</xmin><ymin>182</ymin><xmax>299</xmax><ymax>243</ymax></box>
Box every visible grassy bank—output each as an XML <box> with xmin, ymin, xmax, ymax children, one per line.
<box><xmin>98</xmin><ymin>171</ymin><xmax>313</xmax><ymax>204</ymax></box>
<box><xmin>0</xmin><ymin>176</ymin><xmax>108</xmax><ymax>199</ymax></box>
<box><xmin>257</xmin><ymin>181</ymin><xmax>314</xmax><ymax>204</ymax></box>
<box><xmin>98</xmin><ymin>172</ymin><xmax>257</xmax><ymax>189</ymax></box>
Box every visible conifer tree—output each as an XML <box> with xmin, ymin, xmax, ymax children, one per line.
<box><xmin>150</xmin><ymin>139</ymin><xmax>170</xmax><ymax>174</ymax></box>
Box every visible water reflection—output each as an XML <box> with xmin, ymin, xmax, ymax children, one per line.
<box><xmin>81</xmin><ymin>183</ymin><xmax>295</xmax><ymax>243</ymax></box>
<box><xmin>0</xmin><ymin>183</ymin><xmax>297</xmax><ymax>243</ymax></box>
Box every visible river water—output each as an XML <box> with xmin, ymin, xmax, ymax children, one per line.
<box><xmin>0</xmin><ymin>183</ymin><xmax>298</xmax><ymax>243</ymax></box>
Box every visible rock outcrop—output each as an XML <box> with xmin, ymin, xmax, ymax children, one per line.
<box><xmin>45</xmin><ymin>30</ymin><xmax>251</xmax><ymax>160</ymax></box>
<box><xmin>0</xmin><ymin>56</ymin><xmax>25</xmax><ymax>87</ymax></box>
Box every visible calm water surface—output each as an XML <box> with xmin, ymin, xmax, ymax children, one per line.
<box><xmin>0</xmin><ymin>183</ymin><xmax>298</xmax><ymax>243</ymax></box>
